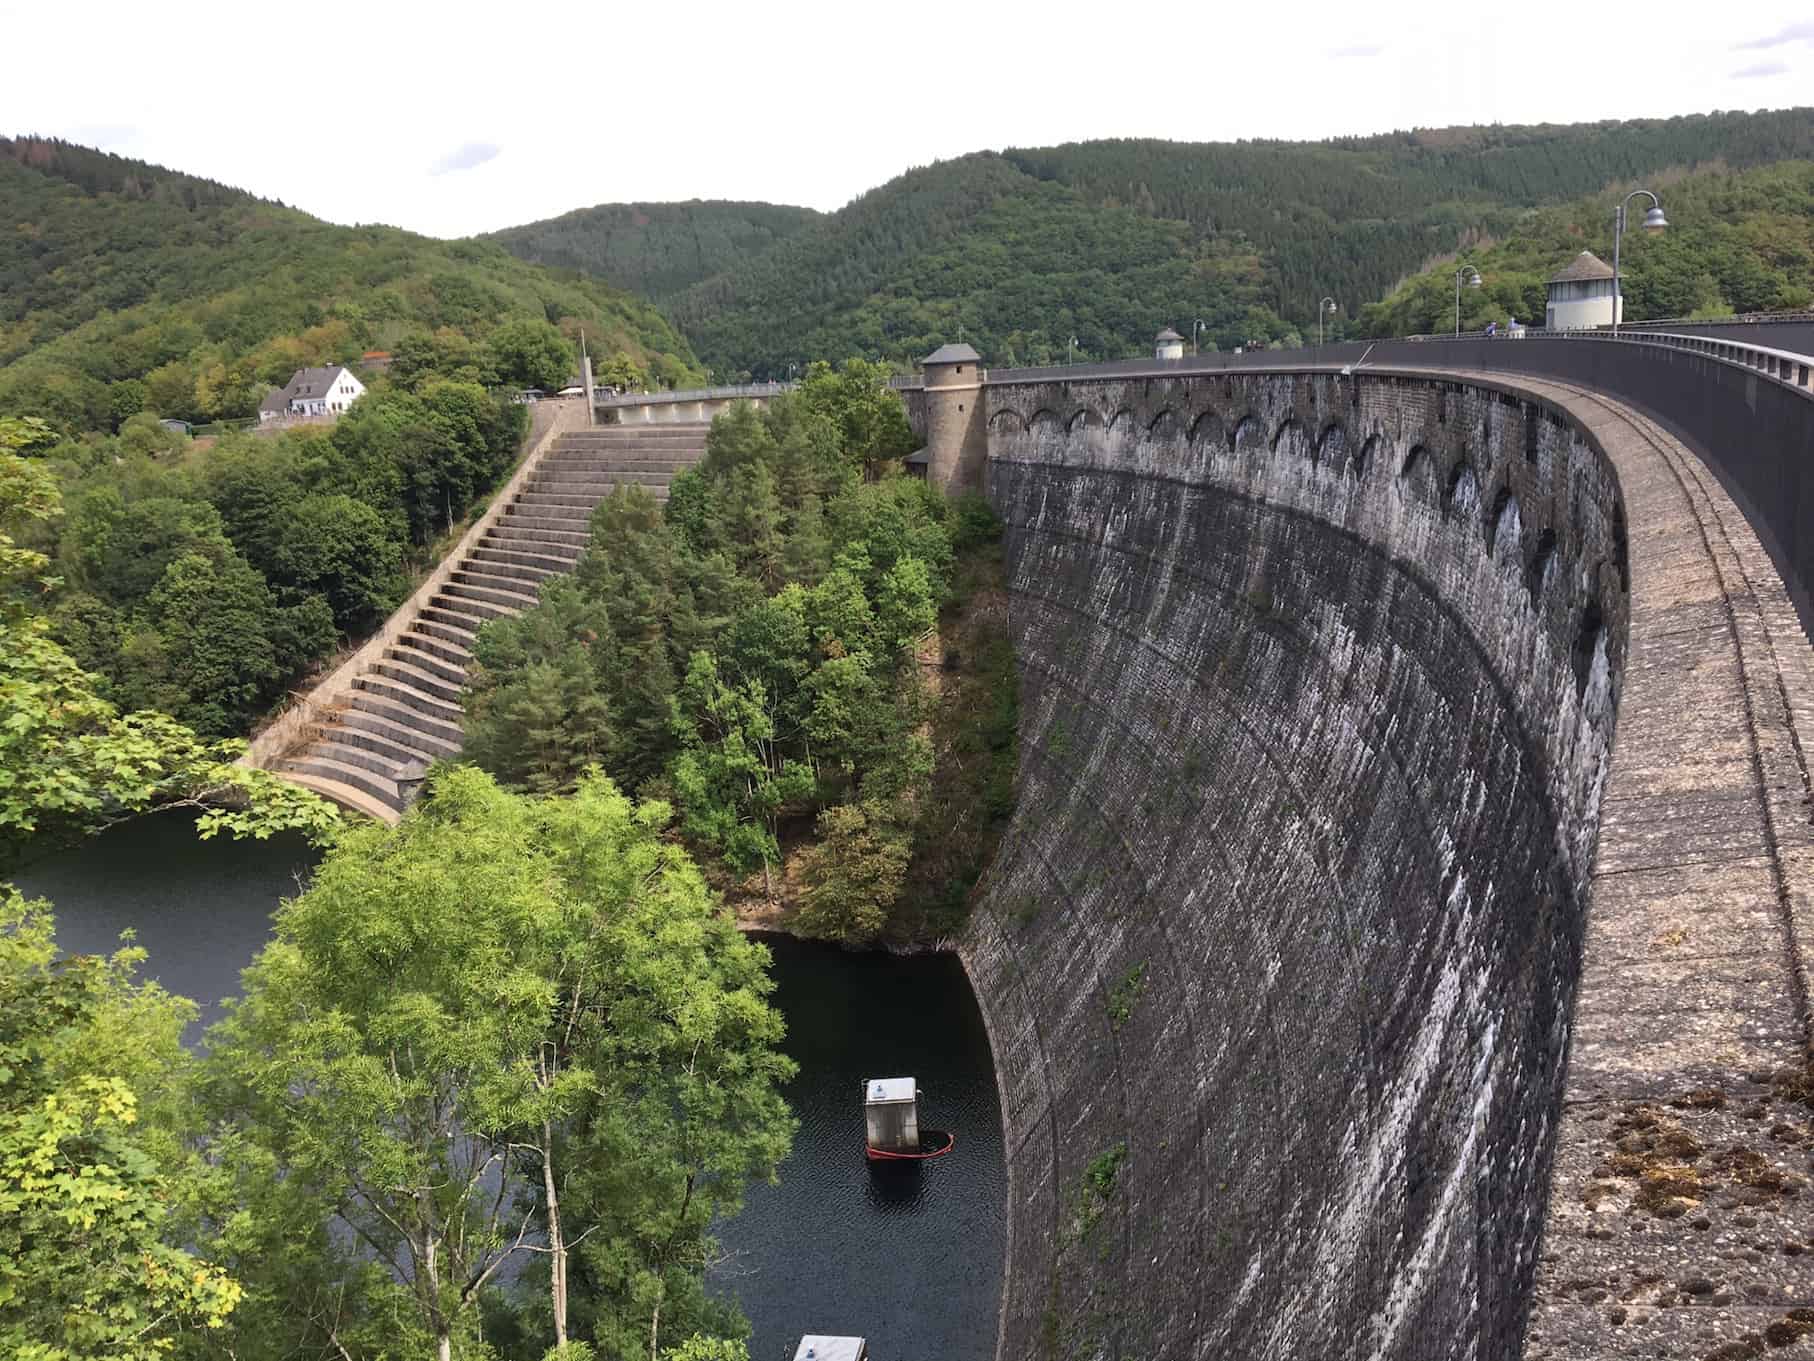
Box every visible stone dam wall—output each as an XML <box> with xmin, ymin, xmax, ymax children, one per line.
<box><xmin>961</xmin><ymin>371</ymin><xmax>1632</xmax><ymax>1358</ymax></box>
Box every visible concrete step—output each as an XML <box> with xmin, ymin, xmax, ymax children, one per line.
<box><xmin>303</xmin><ymin>736</ymin><xmax>416</xmax><ymax>783</ymax></box>
<box><xmin>532</xmin><ymin>470</ymin><xmax>680</xmax><ymax>488</ymax></box>
<box><xmin>479</xmin><ymin>530</ymin><xmax>582</xmax><ymax>562</ymax></box>
<box><xmin>386</xmin><ymin>640</ymin><xmax>467</xmax><ymax>690</ymax></box>
<box><xmin>373</xmin><ymin>653</ymin><xmax>465</xmax><ymax>706</ymax></box>
<box><xmin>507</xmin><ymin>497</ymin><xmax>594</xmax><ymax>520</ymax></box>
<box><xmin>420</xmin><ymin>601</ymin><xmax>491</xmax><ymax>636</ymax></box>
<box><xmin>277</xmin><ymin>754</ymin><xmax>406</xmax><ymax>814</ymax></box>
<box><xmin>394</xmin><ymin>627</ymin><xmax>472</xmax><ymax>669</ymax></box>
<box><xmin>514</xmin><ymin>489</ymin><xmax>619</xmax><ymax>510</ymax></box>
<box><xmin>343</xmin><ymin>690</ymin><xmax>464</xmax><ymax>750</ymax></box>
<box><xmin>404</xmin><ymin>616</ymin><xmax>475</xmax><ymax>656</ymax></box>
<box><xmin>488</xmin><ymin>520</ymin><xmax>591</xmax><ymax>550</ymax></box>
<box><xmin>274</xmin><ymin>769</ymin><xmax>401</xmax><ymax>824</ymax></box>
<box><xmin>470</xmin><ymin>545</ymin><xmax>570</xmax><ymax>575</ymax></box>
<box><xmin>307</xmin><ymin>721</ymin><xmax>423</xmax><ymax>772</ymax></box>
<box><xmin>498</xmin><ymin>513</ymin><xmax>595</xmax><ymax>540</ymax></box>
<box><xmin>352</xmin><ymin>673</ymin><xmax>466</xmax><ymax>735</ymax></box>
<box><xmin>335</xmin><ymin>705</ymin><xmax>461</xmax><ymax>761</ymax></box>
<box><xmin>438</xmin><ymin>582</ymin><xmax>526</xmax><ymax>618</ymax></box>
<box><xmin>538</xmin><ymin>457</ymin><xmax>700</xmax><ymax>472</ymax></box>
<box><xmin>447</xmin><ymin>572</ymin><xmax>540</xmax><ymax>611</ymax></box>
<box><xmin>459</xmin><ymin>552</ymin><xmax>559</xmax><ymax>585</ymax></box>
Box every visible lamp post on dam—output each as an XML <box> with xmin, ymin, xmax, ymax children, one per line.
<box><xmin>1610</xmin><ymin>188</ymin><xmax>1668</xmax><ymax>334</ymax></box>
<box><xmin>1453</xmin><ymin>264</ymin><xmax>1482</xmax><ymax>335</ymax></box>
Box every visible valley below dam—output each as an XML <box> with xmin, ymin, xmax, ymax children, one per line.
<box><xmin>12</xmin><ymin>819</ymin><xmax>1006</xmax><ymax>1361</ymax></box>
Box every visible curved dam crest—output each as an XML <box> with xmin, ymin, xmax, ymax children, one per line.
<box><xmin>956</xmin><ymin>368</ymin><xmax>1670</xmax><ymax>1358</ymax></box>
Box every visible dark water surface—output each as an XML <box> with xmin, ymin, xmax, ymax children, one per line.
<box><xmin>714</xmin><ymin>934</ymin><xmax>1005</xmax><ymax>1361</ymax></box>
<box><xmin>14</xmin><ymin>822</ymin><xmax>1006</xmax><ymax>1358</ymax></box>
<box><xmin>11</xmin><ymin>812</ymin><xmax>320</xmax><ymax>1037</ymax></box>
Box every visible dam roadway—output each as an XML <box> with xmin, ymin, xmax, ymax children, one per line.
<box><xmin>248</xmin><ymin>334</ymin><xmax>1814</xmax><ymax>1358</ymax></box>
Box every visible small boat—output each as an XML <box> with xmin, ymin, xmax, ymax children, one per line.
<box><xmin>863</xmin><ymin>1076</ymin><xmax>955</xmax><ymax>1163</ymax></box>
<box><xmin>866</xmin><ymin>1128</ymin><xmax>955</xmax><ymax>1163</ymax></box>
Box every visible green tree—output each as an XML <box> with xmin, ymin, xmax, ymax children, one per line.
<box><xmin>794</xmin><ymin>802</ymin><xmax>911</xmax><ymax>944</ymax></box>
<box><xmin>487</xmin><ymin>318</ymin><xmax>575</xmax><ymax>391</ymax></box>
<box><xmin>668</xmin><ymin>652</ymin><xmax>814</xmax><ymax>885</ymax></box>
<box><xmin>795</xmin><ymin>359</ymin><xmax>916</xmax><ymax>475</ymax></box>
<box><xmin>0</xmin><ymin>891</ymin><xmax>243</xmax><ymax>1359</ymax></box>
<box><xmin>1</xmin><ymin>424</ymin><xmax>338</xmax><ymax>873</ymax></box>
<box><xmin>199</xmin><ymin>767</ymin><xmax>793</xmax><ymax>1361</ymax></box>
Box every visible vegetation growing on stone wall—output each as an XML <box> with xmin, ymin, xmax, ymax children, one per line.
<box><xmin>1106</xmin><ymin>963</ymin><xmax>1147</xmax><ymax>1030</ymax></box>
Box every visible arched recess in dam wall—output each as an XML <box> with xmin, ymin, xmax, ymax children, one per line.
<box><xmin>963</xmin><ymin>370</ymin><xmax>1630</xmax><ymax>1359</ymax></box>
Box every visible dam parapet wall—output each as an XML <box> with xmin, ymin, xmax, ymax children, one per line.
<box><xmin>964</xmin><ymin>369</ymin><xmax>1628</xmax><ymax>1358</ymax></box>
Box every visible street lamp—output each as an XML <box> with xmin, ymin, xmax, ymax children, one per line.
<box><xmin>1318</xmin><ymin>297</ymin><xmax>1338</xmax><ymax>347</ymax></box>
<box><xmin>1192</xmin><ymin>318</ymin><xmax>1208</xmax><ymax>356</ymax></box>
<box><xmin>1453</xmin><ymin>265</ymin><xmax>1483</xmax><ymax>336</ymax></box>
<box><xmin>1067</xmin><ymin>335</ymin><xmax>1078</xmax><ymax>365</ymax></box>
<box><xmin>1611</xmin><ymin>189</ymin><xmax>1668</xmax><ymax>335</ymax></box>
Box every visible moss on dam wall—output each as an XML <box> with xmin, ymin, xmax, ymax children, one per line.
<box><xmin>961</xmin><ymin>371</ymin><xmax>1632</xmax><ymax>1358</ymax></box>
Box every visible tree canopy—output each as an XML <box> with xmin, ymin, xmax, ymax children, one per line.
<box><xmin>196</xmin><ymin>766</ymin><xmax>795</xmax><ymax>1361</ymax></box>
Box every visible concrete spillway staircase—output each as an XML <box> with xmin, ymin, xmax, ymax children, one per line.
<box><xmin>255</xmin><ymin>420</ymin><xmax>710</xmax><ymax>821</ymax></box>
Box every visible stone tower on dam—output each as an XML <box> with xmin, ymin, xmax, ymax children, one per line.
<box><xmin>905</xmin><ymin>337</ymin><xmax>1814</xmax><ymax>1360</ymax></box>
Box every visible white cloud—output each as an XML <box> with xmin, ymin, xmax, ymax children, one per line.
<box><xmin>1735</xmin><ymin>20</ymin><xmax>1814</xmax><ymax>49</ymax></box>
<box><xmin>1732</xmin><ymin>60</ymin><xmax>1791</xmax><ymax>78</ymax></box>
<box><xmin>430</xmin><ymin>143</ymin><xmax>502</xmax><ymax>176</ymax></box>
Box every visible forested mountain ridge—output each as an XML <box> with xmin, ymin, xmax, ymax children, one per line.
<box><xmin>0</xmin><ymin>137</ymin><xmax>705</xmax><ymax>433</ymax></box>
<box><xmin>484</xmin><ymin>199</ymin><xmax>821</xmax><ymax>300</ymax></box>
<box><xmin>610</xmin><ymin>108</ymin><xmax>1814</xmax><ymax>375</ymax></box>
<box><xmin>1358</xmin><ymin>159</ymin><xmax>1814</xmax><ymax>335</ymax></box>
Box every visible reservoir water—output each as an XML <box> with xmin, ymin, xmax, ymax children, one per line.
<box><xmin>12</xmin><ymin>821</ymin><xmax>1006</xmax><ymax>1360</ymax></box>
<box><xmin>712</xmin><ymin>935</ymin><xmax>1006</xmax><ymax>1361</ymax></box>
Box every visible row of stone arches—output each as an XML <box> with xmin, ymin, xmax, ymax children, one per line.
<box><xmin>994</xmin><ymin>400</ymin><xmax>1614</xmax><ymax>696</ymax></box>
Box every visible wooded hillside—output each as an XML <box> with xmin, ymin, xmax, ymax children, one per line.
<box><xmin>484</xmin><ymin>199</ymin><xmax>820</xmax><ymax>300</ymax></box>
<box><xmin>608</xmin><ymin>109</ymin><xmax>1814</xmax><ymax>375</ymax></box>
<box><xmin>1359</xmin><ymin>159</ymin><xmax>1814</xmax><ymax>335</ymax></box>
<box><xmin>0</xmin><ymin>137</ymin><xmax>705</xmax><ymax>433</ymax></box>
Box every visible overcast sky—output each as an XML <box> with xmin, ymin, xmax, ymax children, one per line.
<box><xmin>5</xmin><ymin>0</ymin><xmax>1810</xmax><ymax>239</ymax></box>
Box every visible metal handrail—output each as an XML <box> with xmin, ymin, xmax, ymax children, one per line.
<box><xmin>1545</xmin><ymin>327</ymin><xmax>1814</xmax><ymax>394</ymax></box>
<box><xmin>595</xmin><ymin>381</ymin><xmax>795</xmax><ymax>407</ymax></box>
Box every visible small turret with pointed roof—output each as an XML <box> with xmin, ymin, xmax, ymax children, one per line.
<box><xmin>1155</xmin><ymin>327</ymin><xmax>1185</xmax><ymax>361</ymax></box>
<box><xmin>918</xmin><ymin>338</ymin><xmax>986</xmax><ymax>493</ymax></box>
<box><xmin>1545</xmin><ymin>250</ymin><xmax>1620</xmax><ymax>329</ymax></box>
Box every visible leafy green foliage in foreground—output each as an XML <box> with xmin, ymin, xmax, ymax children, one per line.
<box><xmin>1361</xmin><ymin>160</ymin><xmax>1814</xmax><ymax>336</ymax></box>
<box><xmin>465</xmin><ymin>361</ymin><xmax>1011</xmax><ymax>942</ymax></box>
<box><xmin>1</xmin><ymin>890</ymin><xmax>241</xmax><ymax>1361</ymax></box>
<box><xmin>0</xmin><ymin>137</ymin><xmax>704</xmax><ymax>434</ymax></box>
<box><xmin>1</xmin><ymin>768</ymin><xmax>791</xmax><ymax>1361</ymax></box>
<box><xmin>197</xmin><ymin>766</ymin><xmax>795</xmax><ymax>1361</ymax></box>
